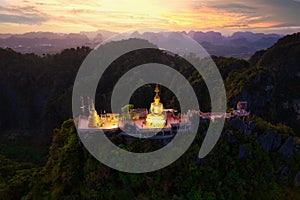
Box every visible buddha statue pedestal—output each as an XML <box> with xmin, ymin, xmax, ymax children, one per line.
<box><xmin>145</xmin><ymin>84</ymin><xmax>166</xmax><ymax>129</ymax></box>
<box><xmin>145</xmin><ymin>114</ymin><xmax>166</xmax><ymax>128</ymax></box>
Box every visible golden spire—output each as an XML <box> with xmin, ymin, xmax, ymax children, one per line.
<box><xmin>88</xmin><ymin>100</ymin><xmax>101</xmax><ymax>128</ymax></box>
<box><xmin>91</xmin><ymin>101</ymin><xmax>96</xmax><ymax>111</ymax></box>
<box><xmin>154</xmin><ymin>84</ymin><xmax>160</xmax><ymax>102</ymax></box>
<box><xmin>155</xmin><ymin>84</ymin><xmax>159</xmax><ymax>94</ymax></box>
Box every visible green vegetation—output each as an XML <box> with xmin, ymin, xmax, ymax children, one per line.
<box><xmin>0</xmin><ymin>119</ymin><xmax>299</xmax><ymax>199</ymax></box>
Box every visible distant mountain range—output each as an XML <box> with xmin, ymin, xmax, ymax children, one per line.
<box><xmin>187</xmin><ymin>31</ymin><xmax>282</xmax><ymax>58</ymax></box>
<box><xmin>0</xmin><ymin>30</ymin><xmax>117</xmax><ymax>55</ymax></box>
<box><xmin>0</xmin><ymin>30</ymin><xmax>282</xmax><ymax>58</ymax></box>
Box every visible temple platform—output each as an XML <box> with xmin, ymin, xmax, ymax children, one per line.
<box><xmin>77</xmin><ymin>115</ymin><xmax>119</xmax><ymax>131</ymax></box>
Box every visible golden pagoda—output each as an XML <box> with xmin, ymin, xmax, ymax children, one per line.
<box><xmin>88</xmin><ymin>101</ymin><xmax>101</xmax><ymax>128</ymax></box>
<box><xmin>145</xmin><ymin>84</ymin><xmax>166</xmax><ymax>128</ymax></box>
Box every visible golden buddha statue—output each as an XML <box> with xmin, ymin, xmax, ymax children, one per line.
<box><xmin>88</xmin><ymin>101</ymin><xmax>101</xmax><ymax>128</ymax></box>
<box><xmin>145</xmin><ymin>84</ymin><xmax>166</xmax><ymax>128</ymax></box>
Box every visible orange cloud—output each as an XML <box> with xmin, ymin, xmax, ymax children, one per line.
<box><xmin>0</xmin><ymin>0</ymin><xmax>299</xmax><ymax>34</ymax></box>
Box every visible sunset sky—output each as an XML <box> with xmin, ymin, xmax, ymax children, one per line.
<box><xmin>0</xmin><ymin>0</ymin><xmax>300</xmax><ymax>35</ymax></box>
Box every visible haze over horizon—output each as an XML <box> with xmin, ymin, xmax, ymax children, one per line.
<box><xmin>0</xmin><ymin>0</ymin><xmax>300</xmax><ymax>35</ymax></box>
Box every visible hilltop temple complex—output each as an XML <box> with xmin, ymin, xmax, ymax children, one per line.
<box><xmin>77</xmin><ymin>84</ymin><xmax>250</xmax><ymax>139</ymax></box>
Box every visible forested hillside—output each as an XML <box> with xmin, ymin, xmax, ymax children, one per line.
<box><xmin>0</xmin><ymin>33</ymin><xmax>299</xmax><ymax>199</ymax></box>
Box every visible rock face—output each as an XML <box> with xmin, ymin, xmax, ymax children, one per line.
<box><xmin>227</xmin><ymin>33</ymin><xmax>300</xmax><ymax>133</ymax></box>
<box><xmin>257</xmin><ymin>131</ymin><xmax>296</xmax><ymax>158</ymax></box>
<box><xmin>247</xmin><ymin>120</ymin><xmax>255</xmax><ymax>131</ymax></box>
<box><xmin>258</xmin><ymin>130</ymin><xmax>281</xmax><ymax>152</ymax></box>
<box><xmin>228</xmin><ymin>119</ymin><xmax>254</xmax><ymax>134</ymax></box>
<box><xmin>277</xmin><ymin>136</ymin><xmax>296</xmax><ymax>158</ymax></box>
<box><xmin>229</xmin><ymin>119</ymin><xmax>247</xmax><ymax>131</ymax></box>
<box><xmin>222</xmin><ymin>130</ymin><xmax>237</xmax><ymax>144</ymax></box>
<box><xmin>295</xmin><ymin>172</ymin><xmax>300</xmax><ymax>188</ymax></box>
<box><xmin>280</xmin><ymin>166</ymin><xmax>291</xmax><ymax>177</ymax></box>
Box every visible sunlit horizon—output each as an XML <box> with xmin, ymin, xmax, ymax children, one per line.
<box><xmin>0</xmin><ymin>0</ymin><xmax>300</xmax><ymax>35</ymax></box>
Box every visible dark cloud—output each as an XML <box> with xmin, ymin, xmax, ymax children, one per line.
<box><xmin>256</xmin><ymin>0</ymin><xmax>300</xmax><ymax>26</ymax></box>
<box><xmin>0</xmin><ymin>13</ymin><xmax>46</xmax><ymax>24</ymax></box>
<box><xmin>0</xmin><ymin>5</ymin><xmax>39</xmax><ymax>14</ymax></box>
<box><xmin>202</xmin><ymin>0</ymin><xmax>300</xmax><ymax>29</ymax></box>
<box><xmin>0</xmin><ymin>5</ymin><xmax>48</xmax><ymax>24</ymax></box>
<box><xmin>212</xmin><ymin>3</ymin><xmax>257</xmax><ymax>13</ymax></box>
